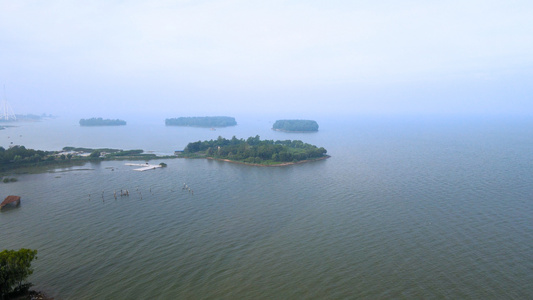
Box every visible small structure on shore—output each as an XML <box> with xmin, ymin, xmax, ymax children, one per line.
<box><xmin>1</xmin><ymin>195</ymin><xmax>21</xmax><ymax>209</ymax></box>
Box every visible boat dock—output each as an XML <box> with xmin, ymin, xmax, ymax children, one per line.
<box><xmin>125</xmin><ymin>163</ymin><xmax>162</xmax><ymax>172</ymax></box>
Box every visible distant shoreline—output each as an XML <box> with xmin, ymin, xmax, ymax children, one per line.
<box><xmin>79</xmin><ymin>118</ymin><xmax>126</xmax><ymax>126</ymax></box>
<box><xmin>272</xmin><ymin>128</ymin><xmax>318</xmax><ymax>133</ymax></box>
<box><xmin>167</xmin><ymin>125</ymin><xmax>236</xmax><ymax>128</ymax></box>
<box><xmin>205</xmin><ymin>155</ymin><xmax>330</xmax><ymax>167</ymax></box>
<box><xmin>165</xmin><ymin>116</ymin><xmax>237</xmax><ymax>127</ymax></box>
<box><xmin>0</xmin><ymin>146</ymin><xmax>176</xmax><ymax>174</ymax></box>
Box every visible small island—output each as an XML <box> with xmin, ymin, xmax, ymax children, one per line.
<box><xmin>80</xmin><ymin>118</ymin><xmax>126</xmax><ymax>126</ymax></box>
<box><xmin>165</xmin><ymin>116</ymin><xmax>237</xmax><ymax>127</ymax></box>
<box><xmin>272</xmin><ymin>119</ymin><xmax>319</xmax><ymax>132</ymax></box>
<box><xmin>178</xmin><ymin>135</ymin><xmax>329</xmax><ymax>166</ymax></box>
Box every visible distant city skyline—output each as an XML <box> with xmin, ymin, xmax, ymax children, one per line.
<box><xmin>1</xmin><ymin>0</ymin><xmax>532</xmax><ymax>116</ymax></box>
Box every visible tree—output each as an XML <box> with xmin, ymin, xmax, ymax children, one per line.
<box><xmin>0</xmin><ymin>249</ymin><xmax>38</xmax><ymax>299</ymax></box>
<box><xmin>207</xmin><ymin>147</ymin><xmax>214</xmax><ymax>156</ymax></box>
<box><xmin>89</xmin><ymin>150</ymin><xmax>101</xmax><ymax>158</ymax></box>
<box><xmin>30</xmin><ymin>154</ymin><xmax>41</xmax><ymax>163</ymax></box>
<box><xmin>246</xmin><ymin>135</ymin><xmax>260</xmax><ymax>146</ymax></box>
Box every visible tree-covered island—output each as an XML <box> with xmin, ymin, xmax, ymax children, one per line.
<box><xmin>79</xmin><ymin>117</ymin><xmax>126</xmax><ymax>126</ymax></box>
<box><xmin>178</xmin><ymin>135</ymin><xmax>329</xmax><ymax>166</ymax></box>
<box><xmin>165</xmin><ymin>116</ymin><xmax>237</xmax><ymax>127</ymax></box>
<box><xmin>272</xmin><ymin>119</ymin><xmax>319</xmax><ymax>132</ymax></box>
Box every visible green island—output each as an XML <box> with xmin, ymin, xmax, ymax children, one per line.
<box><xmin>79</xmin><ymin>117</ymin><xmax>126</xmax><ymax>126</ymax></box>
<box><xmin>0</xmin><ymin>145</ymin><xmax>175</xmax><ymax>173</ymax></box>
<box><xmin>165</xmin><ymin>116</ymin><xmax>237</xmax><ymax>127</ymax></box>
<box><xmin>272</xmin><ymin>119</ymin><xmax>319</xmax><ymax>132</ymax></box>
<box><xmin>178</xmin><ymin>135</ymin><xmax>329</xmax><ymax>166</ymax></box>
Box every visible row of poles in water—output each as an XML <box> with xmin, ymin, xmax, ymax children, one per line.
<box><xmin>88</xmin><ymin>183</ymin><xmax>194</xmax><ymax>201</ymax></box>
<box><xmin>183</xmin><ymin>183</ymin><xmax>194</xmax><ymax>195</ymax></box>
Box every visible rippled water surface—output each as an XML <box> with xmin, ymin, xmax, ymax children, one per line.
<box><xmin>1</xmin><ymin>116</ymin><xmax>532</xmax><ymax>299</ymax></box>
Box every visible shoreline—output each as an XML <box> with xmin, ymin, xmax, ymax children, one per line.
<box><xmin>29</xmin><ymin>290</ymin><xmax>54</xmax><ymax>300</ymax></box>
<box><xmin>272</xmin><ymin>128</ymin><xmax>318</xmax><ymax>133</ymax></box>
<box><xmin>204</xmin><ymin>155</ymin><xmax>330</xmax><ymax>167</ymax></box>
<box><xmin>0</xmin><ymin>155</ymin><xmax>176</xmax><ymax>174</ymax></box>
<box><xmin>165</xmin><ymin>125</ymin><xmax>237</xmax><ymax>128</ymax></box>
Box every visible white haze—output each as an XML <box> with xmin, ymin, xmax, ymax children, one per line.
<box><xmin>1</xmin><ymin>0</ymin><xmax>532</xmax><ymax>118</ymax></box>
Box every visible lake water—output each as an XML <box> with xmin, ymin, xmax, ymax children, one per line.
<box><xmin>1</xmin><ymin>115</ymin><xmax>532</xmax><ymax>299</ymax></box>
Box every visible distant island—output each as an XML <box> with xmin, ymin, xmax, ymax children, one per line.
<box><xmin>272</xmin><ymin>120</ymin><xmax>319</xmax><ymax>132</ymax></box>
<box><xmin>178</xmin><ymin>135</ymin><xmax>329</xmax><ymax>166</ymax></box>
<box><xmin>79</xmin><ymin>118</ymin><xmax>126</xmax><ymax>126</ymax></box>
<box><xmin>165</xmin><ymin>116</ymin><xmax>237</xmax><ymax>127</ymax></box>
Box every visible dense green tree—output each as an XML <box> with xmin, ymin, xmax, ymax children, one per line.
<box><xmin>0</xmin><ymin>249</ymin><xmax>38</xmax><ymax>299</ymax></box>
<box><xmin>246</xmin><ymin>135</ymin><xmax>261</xmax><ymax>146</ymax></box>
<box><xmin>0</xmin><ymin>146</ymin><xmax>52</xmax><ymax>166</ymax></box>
<box><xmin>89</xmin><ymin>150</ymin><xmax>101</xmax><ymax>158</ymax></box>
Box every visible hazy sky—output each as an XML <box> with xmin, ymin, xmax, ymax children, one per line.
<box><xmin>1</xmin><ymin>0</ymin><xmax>532</xmax><ymax>117</ymax></box>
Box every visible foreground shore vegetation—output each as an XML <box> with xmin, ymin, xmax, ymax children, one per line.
<box><xmin>0</xmin><ymin>248</ymin><xmax>38</xmax><ymax>299</ymax></box>
<box><xmin>179</xmin><ymin>135</ymin><xmax>328</xmax><ymax>166</ymax></box>
<box><xmin>0</xmin><ymin>145</ymin><xmax>175</xmax><ymax>173</ymax></box>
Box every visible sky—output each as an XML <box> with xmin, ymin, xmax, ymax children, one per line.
<box><xmin>1</xmin><ymin>0</ymin><xmax>532</xmax><ymax>117</ymax></box>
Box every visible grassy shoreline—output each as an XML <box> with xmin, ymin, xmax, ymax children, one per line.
<box><xmin>272</xmin><ymin>128</ymin><xmax>318</xmax><ymax>133</ymax></box>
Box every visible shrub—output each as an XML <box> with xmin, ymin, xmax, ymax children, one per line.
<box><xmin>0</xmin><ymin>249</ymin><xmax>38</xmax><ymax>298</ymax></box>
